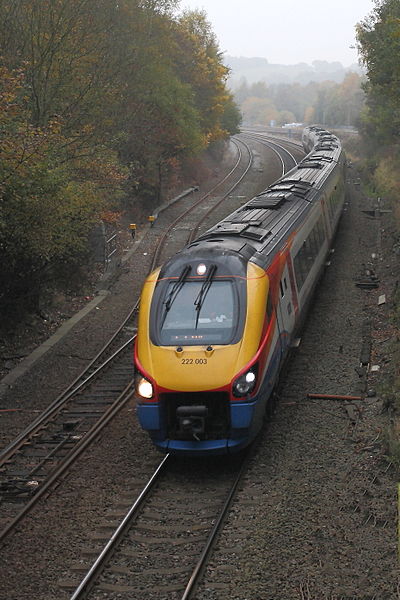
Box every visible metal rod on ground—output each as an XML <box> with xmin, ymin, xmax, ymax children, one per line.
<box><xmin>307</xmin><ymin>393</ymin><xmax>363</xmax><ymax>401</ymax></box>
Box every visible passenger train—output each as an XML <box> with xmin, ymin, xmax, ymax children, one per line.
<box><xmin>134</xmin><ymin>126</ymin><xmax>346</xmax><ymax>455</ymax></box>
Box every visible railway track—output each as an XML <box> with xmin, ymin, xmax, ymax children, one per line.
<box><xmin>187</xmin><ymin>134</ymin><xmax>304</xmax><ymax>245</ymax></box>
<box><xmin>241</xmin><ymin>127</ymin><xmax>305</xmax><ymax>151</ymax></box>
<box><xmin>64</xmin><ymin>451</ymin><xmax>250</xmax><ymax>599</ymax></box>
<box><xmin>240</xmin><ymin>129</ymin><xmax>304</xmax><ymax>171</ymax></box>
<box><xmin>149</xmin><ymin>136</ymin><xmax>254</xmax><ymax>269</ymax></box>
<box><xmin>0</xmin><ymin>136</ymin><xmax>262</xmax><ymax>544</ymax></box>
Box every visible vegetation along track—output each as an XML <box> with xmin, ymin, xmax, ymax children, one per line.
<box><xmin>0</xmin><ymin>136</ymin><xmax>292</xmax><ymax>544</ymax></box>
<box><xmin>65</xmin><ymin>451</ymin><xmax>250</xmax><ymax>600</ymax></box>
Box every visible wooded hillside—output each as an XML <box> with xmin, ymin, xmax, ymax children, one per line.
<box><xmin>356</xmin><ymin>0</ymin><xmax>400</xmax><ymax>226</ymax></box>
<box><xmin>232</xmin><ymin>73</ymin><xmax>365</xmax><ymax>127</ymax></box>
<box><xmin>356</xmin><ymin>0</ymin><xmax>400</xmax><ymax>453</ymax></box>
<box><xmin>0</xmin><ymin>0</ymin><xmax>241</xmax><ymax>321</ymax></box>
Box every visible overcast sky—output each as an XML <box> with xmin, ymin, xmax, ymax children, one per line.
<box><xmin>178</xmin><ymin>0</ymin><xmax>375</xmax><ymax>66</ymax></box>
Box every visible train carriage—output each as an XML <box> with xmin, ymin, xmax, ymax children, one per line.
<box><xmin>134</xmin><ymin>126</ymin><xmax>346</xmax><ymax>455</ymax></box>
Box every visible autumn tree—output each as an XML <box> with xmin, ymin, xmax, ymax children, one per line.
<box><xmin>234</xmin><ymin>76</ymin><xmax>364</xmax><ymax>127</ymax></box>
<box><xmin>0</xmin><ymin>66</ymin><xmax>109</xmax><ymax>317</ymax></box>
<box><xmin>175</xmin><ymin>10</ymin><xmax>237</xmax><ymax>142</ymax></box>
<box><xmin>241</xmin><ymin>97</ymin><xmax>279</xmax><ymax>126</ymax></box>
<box><xmin>0</xmin><ymin>0</ymin><xmax>240</xmax><ymax>320</ymax></box>
<box><xmin>0</xmin><ymin>1</ymin><xmax>120</xmax><ymax>133</ymax></box>
<box><xmin>356</xmin><ymin>0</ymin><xmax>400</xmax><ymax>144</ymax></box>
<box><xmin>220</xmin><ymin>94</ymin><xmax>242</xmax><ymax>134</ymax></box>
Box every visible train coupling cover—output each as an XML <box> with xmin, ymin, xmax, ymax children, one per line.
<box><xmin>176</xmin><ymin>405</ymin><xmax>208</xmax><ymax>439</ymax></box>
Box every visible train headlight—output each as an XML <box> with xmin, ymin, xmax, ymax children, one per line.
<box><xmin>135</xmin><ymin>373</ymin><xmax>154</xmax><ymax>400</ymax></box>
<box><xmin>233</xmin><ymin>370</ymin><xmax>257</xmax><ymax>397</ymax></box>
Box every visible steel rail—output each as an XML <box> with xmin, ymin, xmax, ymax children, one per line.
<box><xmin>149</xmin><ymin>137</ymin><xmax>246</xmax><ymax>272</ymax></box>
<box><xmin>69</xmin><ymin>454</ymin><xmax>170</xmax><ymax>600</ymax></box>
<box><xmin>179</xmin><ymin>433</ymin><xmax>265</xmax><ymax>599</ymax></box>
<box><xmin>264</xmin><ymin>138</ymin><xmax>299</xmax><ymax>166</ymax></box>
<box><xmin>240</xmin><ymin>131</ymin><xmax>299</xmax><ymax>172</ymax></box>
<box><xmin>240</xmin><ymin>127</ymin><xmax>304</xmax><ymax>152</ymax></box>
<box><xmin>242</xmin><ymin>134</ymin><xmax>288</xmax><ymax>178</ymax></box>
<box><xmin>0</xmin><ymin>380</ymin><xmax>136</xmax><ymax>545</ymax></box>
<box><xmin>0</xmin><ymin>335</ymin><xmax>135</xmax><ymax>467</ymax></box>
<box><xmin>240</xmin><ymin>128</ymin><xmax>304</xmax><ymax>151</ymax></box>
<box><xmin>187</xmin><ymin>136</ymin><xmax>254</xmax><ymax>244</ymax></box>
<box><xmin>180</xmin><ymin>451</ymin><xmax>250</xmax><ymax>600</ymax></box>
<box><xmin>70</xmin><ymin>452</ymin><xmax>251</xmax><ymax>600</ymax></box>
<box><xmin>263</xmin><ymin>134</ymin><xmax>304</xmax><ymax>151</ymax></box>
<box><xmin>68</xmin><ymin>448</ymin><xmax>251</xmax><ymax>600</ymax></box>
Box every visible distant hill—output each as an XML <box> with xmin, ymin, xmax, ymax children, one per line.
<box><xmin>225</xmin><ymin>56</ymin><xmax>363</xmax><ymax>88</ymax></box>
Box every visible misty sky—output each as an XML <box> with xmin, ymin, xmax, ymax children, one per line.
<box><xmin>179</xmin><ymin>0</ymin><xmax>376</xmax><ymax>66</ymax></box>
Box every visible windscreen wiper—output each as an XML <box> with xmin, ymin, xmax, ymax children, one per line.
<box><xmin>161</xmin><ymin>264</ymin><xmax>192</xmax><ymax>327</ymax></box>
<box><xmin>194</xmin><ymin>264</ymin><xmax>217</xmax><ymax>329</ymax></box>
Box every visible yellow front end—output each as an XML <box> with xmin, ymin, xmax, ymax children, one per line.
<box><xmin>136</xmin><ymin>263</ymin><xmax>268</xmax><ymax>394</ymax></box>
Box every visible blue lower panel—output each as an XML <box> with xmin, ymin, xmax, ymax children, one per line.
<box><xmin>137</xmin><ymin>402</ymin><xmax>256</xmax><ymax>435</ymax></box>
<box><xmin>137</xmin><ymin>401</ymin><xmax>259</xmax><ymax>456</ymax></box>
<box><xmin>163</xmin><ymin>436</ymin><xmax>250</xmax><ymax>456</ymax></box>
<box><xmin>137</xmin><ymin>404</ymin><xmax>161</xmax><ymax>431</ymax></box>
<box><xmin>230</xmin><ymin>401</ymin><xmax>255</xmax><ymax>429</ymax></box>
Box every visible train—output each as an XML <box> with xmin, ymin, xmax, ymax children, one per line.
<box><xmin>134</xmin><ymin>126</ymin><xmax>346</xmax><ymax>456</ymax></box>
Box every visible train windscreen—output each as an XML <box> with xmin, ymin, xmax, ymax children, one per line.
<box><xmin>159</xmin><ymin>280</ymin><xmax>236</xmax><ymax>345</ymax></box>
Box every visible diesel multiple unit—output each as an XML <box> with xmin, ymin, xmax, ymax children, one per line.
<box><xmin>134</xmin><ymin>126</ymin><xmax>346</xmax><ymax>455</ymax></box>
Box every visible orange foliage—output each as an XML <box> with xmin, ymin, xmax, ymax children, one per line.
<box><xmin>99</xmin><ymin>210</ymin><xmax>122</xmax><ymax>224</ymax></box>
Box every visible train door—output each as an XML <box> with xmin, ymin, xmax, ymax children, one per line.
<box><xmin>276</xmin><ymin>263</ymin><xmax>296</xmax><ymax>355</ymax></box>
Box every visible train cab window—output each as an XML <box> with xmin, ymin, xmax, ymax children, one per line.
<box><xmin>157</xmin><ymin>280</ymin><xmax>237</xmax><ymax>346</ymax></box>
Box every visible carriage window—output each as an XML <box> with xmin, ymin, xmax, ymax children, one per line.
<box><xmin>293</xmin><ymin>216</ymin><xmax>326</xmax><ymax>291</ymax></box>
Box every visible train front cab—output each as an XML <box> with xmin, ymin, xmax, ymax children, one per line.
<box><xmin>134</xmin><ymin>260</ymin><xmax>282</xmax><ymax>456</ymax></box>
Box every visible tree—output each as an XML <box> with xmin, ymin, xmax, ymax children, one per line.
<box><xmin>175</xmin><ymin>10</ymin><xmax>238</xmax><ymax>142</ymax></box>
<box><xmin>356</xmin><ymin>0</ymin><xmax>400</xmax><ymax>143</ymax></box>
<box><xmin>220</xmin><ymin>94</ymin><xmax>242</xmax><ymax>134</ymax></box>
<box><xmin>0</xmin><ymin>1</ymin><xmax>119</xmax><ymax>131</ymax></box>
<box><xmin>0</xmin><ymin>1</ymin><xmax>240</xmax><ymax>320</ymax></box>
<box><xmin>0</xmin><ymin>65</ymin><xmax>106</xmax><ymax>316</ymax></box>
<box><xmin>233</xmin><ymin>76</ymin><xmax>363</xmax><ymax>128</ymax></box>
<box><xmin>241</xmin><ymin>97</ymin><xmax>279</xmax><ymax>126</ymax></box>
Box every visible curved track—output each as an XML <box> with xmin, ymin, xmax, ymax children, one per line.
<box><xmin>0</xmin><ymin>136</ymin><xmax>269</xmax><ymax>544</ymax></box>
<box><xmin>239</xmin><ymin>129</ymin><xmax>304</xmax><ymax>172</ymax></box>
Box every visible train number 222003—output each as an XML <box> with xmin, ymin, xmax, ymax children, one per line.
<box><xmin>181</xmin><ymin>358</ymin><xmax>208</xmax><ymax>365</ymax></box>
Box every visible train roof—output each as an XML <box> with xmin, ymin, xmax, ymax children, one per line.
<box><xmin>188</xmin><ymin>131</ymin><xmax>344</xmax><ymax>269</ymax></box>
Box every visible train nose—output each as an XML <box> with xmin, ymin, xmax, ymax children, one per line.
<box><xmin>176</xmin><ymin>405</ymin><xmax>208</xmax><ymax>439</ymax></box>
